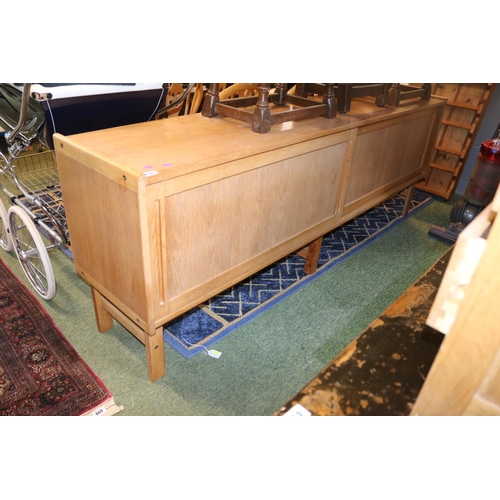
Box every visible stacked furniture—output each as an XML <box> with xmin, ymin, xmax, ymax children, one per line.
<box><xmin>201</xmin><ymin>83</ymin><xmax>432</xmax><ymax>133</ymax></box>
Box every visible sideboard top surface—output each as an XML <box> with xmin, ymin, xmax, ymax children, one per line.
<box><xmin>53</xmin><ymin>96</ymin><xmax>446</xmax><ymax>185</ymax></box>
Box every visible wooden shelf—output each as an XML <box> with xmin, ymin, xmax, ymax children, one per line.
<box><xmin>441</xmin><ymin>119</ymin><xmax>474</xmax><ymax>130</ymax></box>
<box><xmin>429</xmin><ymin>162</ymin><xmax>460</xmax><ymax>174</ymax></box>
<box><xmin>446</xmin><ymin>101</ymin><xmax>481</xmax><ymax>111</ymax></box>
<box><xmin>434</xmin><ymin>145</ymin><xmax>465</xmax><ymax>157</ymax></box>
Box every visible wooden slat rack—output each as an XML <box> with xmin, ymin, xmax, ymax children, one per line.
<box><xmin>414</xmin><ymin>83</ymin><xmax>495</xmax><ymax>200</ymax></box>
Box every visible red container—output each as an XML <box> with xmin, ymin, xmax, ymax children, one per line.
<box><xmin>464</xmin><ymin>139</ymin><xmax>500</xmax><ymax>207</ymax></box>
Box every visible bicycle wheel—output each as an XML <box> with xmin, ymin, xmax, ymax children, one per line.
<box><xmin>0</xmin><ymin>199</ymin><xmax>13</xmax><ymax>251</ymax></box>
<box><xmin>8</xmin><ymin>205</ymin><xmax>56</xmax><ymax>300</ymax></box>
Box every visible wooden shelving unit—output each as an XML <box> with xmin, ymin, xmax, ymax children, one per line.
<box><xmin>413</xmin><ymin>83</ymin><xmax>495</xmax><ymax>200</ymax></box>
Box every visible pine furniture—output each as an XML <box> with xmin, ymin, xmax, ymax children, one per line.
<box><xmin>54</xmin><ymin>95</ymin><xmax>445</xmax><ymax>381</ymax></box>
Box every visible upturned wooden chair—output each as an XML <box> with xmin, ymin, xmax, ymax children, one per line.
<box><xmin>219</xmin><ymin>83</ymin><xmax>259</xmax><ymax>100</ymax></box>
<box><xmin>184</xmin><ymin>83</ymin><xmax>204</xmax><ymax>115</ymax></box>
<box><xmin>387</xmin><ymin>84</ymin><xmax>432</xmax><ymax>106</ymax></box>
<box><xmin>155</xmin><ymin>83</ymin><xmax>204</xmax><ymax>119</ymax></box>
<box><xmin>202</xmin><ymin>83</ymin><xmax>336</xmax><ymax>133</ymax></box>
<box><xmin>335</xmin><ymin>84</ymin><xmax>391</xmax><ymax>114</ymax></box>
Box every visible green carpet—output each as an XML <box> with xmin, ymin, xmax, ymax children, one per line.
<box><xmin>0</xmin><ymin>193</ymin><xmax>454</xmax><ymax>415</ymax></box>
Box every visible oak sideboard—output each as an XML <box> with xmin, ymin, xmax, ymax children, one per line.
<box><xmin>54</xmin><ymin>95</ymin><xmax>446</xmax><ymax>381</ymax></box>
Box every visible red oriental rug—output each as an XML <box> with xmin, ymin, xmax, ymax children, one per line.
<box><xmin>0</xmin><ymin>258</ymin><xmax>123</xmax><ymax>416</ymax></box>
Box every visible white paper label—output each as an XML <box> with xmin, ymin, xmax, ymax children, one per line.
<box><xmin>283</xmin><ymin>404</ymin><xmax>312</xmax><ymax>417</ymax></box>
<box><xmin>93</xmin><ymin>406</ymin><xmax>106</xmax><ymax>416</ymax></box>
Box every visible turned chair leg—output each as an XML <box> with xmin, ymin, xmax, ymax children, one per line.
<box><xmin>323</xmin><ymin>83</ymin><xmax>337</xmax><ymax>118</ymax></box>
<box><xmin>388</xmin><ymin>83</ymin><xmax>401</xmax><ymax>106</ymax></box>
<box><xmin>252</xmin><ymin>84</ymin><xmax>272</xmax><ymax>134</ymax></box>
<box><xmin>202</xmin><ymin>82</ymin><xmax>220</xmax><ymax>117</ymax></box>
<box><xmin>336</xmin><ymin>83</ymin><xmax>352</xmax><ymax>114</ymax></box>
<box><xmin>375</xmin><ymin>84</ymin><xmax>391</xmax><ymax>107</ymax></box>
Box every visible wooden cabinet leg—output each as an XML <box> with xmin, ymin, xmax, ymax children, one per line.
<box><xmin>91</xmin><ymin>287</ymin><xmax>166</xmax><ymax>382</ymax></box>
<box><xmin>296</xmin><ymin>236</ymin><xmax>324</xmax><ymax>275</ymax></box>
<box><xmin>91</xmin><ymin>287</ymin><xmax>114</xmax><ymax>333</ymax></box>
<box><xmin>145</xmin><ymin>327</ymin><xmax>166</xmax><ymax>382</ymax></box>
<box><xmin>401</xmin><ymin>184</ymin><xmax>416</xmax><ymax>216</ymax></box>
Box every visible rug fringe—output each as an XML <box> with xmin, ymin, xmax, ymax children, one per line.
<box><xmin>80</xmin><ymin>397</ymin><xmax>124</xmax><ymax>417</ymax></box>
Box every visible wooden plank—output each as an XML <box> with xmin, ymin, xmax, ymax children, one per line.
<box><xmin>433</xmin><ymin>83</ymin><xmax>489</xmax><ymax>109</ymax></box>
<box><xmin>434</xmin><ymin>144</ymin><xmax>465</xmax><ymax>157</ymax></box>
<box><xmin>426</xmin><ymin>207</ymin><xmax>490</xmax><ymax>335</ymax></box>
<box><xmin>412</xmin><ymin>188</ymin><xmax>500</xmax><ymax>415</ymax></box>
<box><xmin>464</xmin><ymin>347</ymin><xmax>500</xmax><ymax>415</ymax></box>
<box><xmin>420</xmin><ymin>167</ymin><xmax>455</xmax><ymax>194</ymax></box>
<box><xmin>430</xmin><ymin>147</ymin><xmax>460</xmax><ymax>170</ymax></box>
<box><xmin>428</xmin><ymin>162</ymin><xmax>458</xmax><ymax>174</ymax></box>
<box><xmin>441</xmin><ymin>119</ymin><xmax>474</xmax><ymax>130</ymax></box>
<box><xmin>446</xmin><ymin>106</ymin><xmax>477</xmax><ymax>127</ymax></box>
<box><xmin>463</xmin><ymin>394</ymin><xmax>500</xmax><ymax>416</ymax></box>
<box><xmin>446</xmin><ymin>102</ymin><xmax>480</xmax><ymax>111</ymax></box>
<box><xmin>437</xmin><ymin>125</ymin><xmax>469</xmax><ymax>156</ymax></box>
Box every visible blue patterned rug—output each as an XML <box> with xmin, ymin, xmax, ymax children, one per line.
<box><xmin>163</xmin><ymin>189</ymin><xmax>434</xmax><ymax>358</ymax></box>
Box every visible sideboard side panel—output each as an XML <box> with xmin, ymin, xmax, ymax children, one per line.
<box><xmin>57</xmin><ymin>151</ymin><xmax>149</xmax><ymax>322</ymax></box>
